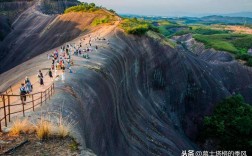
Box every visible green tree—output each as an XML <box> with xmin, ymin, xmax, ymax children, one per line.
<box><xmin>203</xmin><ymin>95</ymin><xmax>252</xmax><ymax>152</ymax></box>
<box><xmin>89</xmin><ymin>3</ymin><xmax>96</xmax><ymax>8</ymax></box>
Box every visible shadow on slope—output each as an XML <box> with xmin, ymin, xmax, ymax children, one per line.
<box><xmin>0</xmin><ymin>10</ymin><xmax>110</xmax><ymax>73</ymax></box>
<box><xmin>1</xmin><ymin>28</ymin><xmax>252</xmax><ymax>156</ymax></box>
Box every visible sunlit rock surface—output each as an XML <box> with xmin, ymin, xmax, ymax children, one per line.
<box><xmin>1</xmin><ymin>1</ymin><xmax>252</xmax><ymax>156</ymax></box>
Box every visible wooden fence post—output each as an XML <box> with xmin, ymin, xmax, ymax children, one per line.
<box><xmin>0</xmin><ymin>95</ymin><xmax>4</xmax><ymax>131</ymax></box>
<box><xmin>8</xmin><ymin>96</ymin><xmax>10</xmax><ymax>122</ymax></box>
<box><xmin>3</xmin><ymin>95</ymin><xmax>7</xmax><ymax>127</ymax></box>
<box><xmin>45</xmin><ymin>91</ymin><xmax>47</xmax><ymax>104</ymax></box>
<box><xmin>51</xmin><ymin>85</ymin><xmax>53</xmax><ymax>96</ymax></box>
<box><xmin>22</xmin><ymin>96</ymin><xmax>25</xmax><ymax>117</ymax></box>
<box><xmin>40</xmin><ymin>92</ymin><xmax>43</xmax><ymax>106</ymax></box>
<box><xmin>48</xmin><ymin>89</ymin><xmax>50</xmax><ymax>100</ymax></box>
<box><xmin>10</xmin><ymin>86</ymin><xmax>13</xmax><ymax>95</ymax></box>
<box><xmin>32</xmin><ymin>94</ymin><xmax>35</xmax><ymax>111</ymax></box>
<box><xmin>0</xmin><ymin>83</ymin><xmax>55</xmax><ymax>131</ymax></box>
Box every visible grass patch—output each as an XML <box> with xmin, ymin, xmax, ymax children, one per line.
<box><xmin>35</xmin><ymin>118</ymin><xmax>52</xmax><ymax>140</ymax></box>
<box><xmin>69</xmin><ymin>139</ymin><xmax>79</xmax><ymax>152</ymax></box>
<box><xmin>120</xmin><ymin>18</ymin><xmax>159</xmax><ymax>35</ymax></box>
<box><xmin>193</xmin><ymin>34</ymin><xmax>239</xmax><ymax>53</ymax></box>
<box><xmin>8</xmin><ymin>111</ymin><xmax>77</xmax><ymax>140</ymax></box>
<box><xmin>173</xmin><ymin>25</ymin><xmax>230</xmax><ymax>36</ymax></box>
<box><xmin>151</xmin><ymin>20</ymin><xmax>252</xmax><ymax>66</ymax></box>
<box><xmin>92</xmin><ymin>15</ymin><xmax>113</xmax><ymax>26</ymax></box>
<box><xmin>64</xmin><ymin>2</ymin><xmax>100</xmax><ymax>13</ymax></box>
<box><xmin>33</xmin><ymin>112</ymin><xmax>76</xmax><ymax>140</ymax></box>
<box><xmin>9</xmin><ymin>118</ymin><xmax>34</xmax><ymax>136</ymax></box>
<box><xmin>154</xmin><ymin>22</ymin><xmax>230</xmax><ymax>37</ymax></box>
<box><xmin>152</xmin><ymin>20</ymin><xmax>184</xmax><ymax>37</ymax></box>
<box><xmin>193</xmin><ymin>33</ymin><xmax>252</xmax><ymax>66</ymax></box>
<box><xmin>191</xmin><ymin>26</ymin><xmax>229</xmax><ymax>35</ymax></box>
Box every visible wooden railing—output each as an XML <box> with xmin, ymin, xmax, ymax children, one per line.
<box><xmin>0</xmin><ymin>83</ymin><xmax>55</xmax><ymax>132</ymax></box>
<box><xmin>0</xmin><ymin>86</ymin><xmax>13</xmax><ymax>103</ymax></box>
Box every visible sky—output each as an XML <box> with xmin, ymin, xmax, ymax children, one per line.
<box><xmin>80</xmin><ymin>0</ymin><xmax>252</xmax><ymax>17</ymax></box>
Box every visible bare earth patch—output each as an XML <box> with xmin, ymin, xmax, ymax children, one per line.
<box><xmin>0</xmin><ymin>132</ymin><xmax>80</xmax><ymax>156</ymax></box>
<box><xmin>225</xmin><ymin>26</ymin><xmax>252</xmax><ymax>35</ymax></box>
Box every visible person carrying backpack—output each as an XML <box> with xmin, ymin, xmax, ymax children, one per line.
<box><xmin>25</xmin><ymin>76</ymin><xmax>32</xmax><ymax>93</ymax></box>
<box><xmin>20</xmin><ymin>83</ymin><xmax>27</xmax><ymax>103</ymax></box>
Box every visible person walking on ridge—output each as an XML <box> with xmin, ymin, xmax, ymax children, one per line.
<box><xmin>61</xmin><ymin>70</ymin><xmax>65</xmax><ymax>82</ymax></box>
<box><xmin>38</xmin><ymin>70</ymin><xmax>44</xmax><ymax>86</ymax></box>
<box><xmin>49</xmin><ymin>69</ymin><xmax>53</xmax><ymax>80</ymax></box>
<box><xmin>25</xmin><ymin>76</ymin><xmax>32</xmax><ymax>93</ymax></box>
<box><xmin>20</xmin><ymin>83</ymin><xmax>27</xmax><ymax>103</ymax></box>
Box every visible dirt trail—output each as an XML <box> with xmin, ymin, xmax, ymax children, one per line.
<box><xmin>0</xmin><ymin>69</ymin><xmax>64</xmax><ymax>123</ymax></box>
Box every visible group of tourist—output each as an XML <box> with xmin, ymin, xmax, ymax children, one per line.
<box><xmin>19</xmin><ymin>33</ymin><xmax>108</xmax><ymax>103</ymax></box>
<box><xmin>71</xmin><ymin>35</ymin><xmax>109</xmax><ymax>59</ymax></box>
<box><xmin>20</xmin><ymin>44</ymin><xmax>74</xmax><ymax>102</ymax></box>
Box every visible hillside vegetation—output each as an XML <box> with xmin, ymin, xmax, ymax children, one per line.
<box><xmin>152</xmin><ymin>20</ymin><xmax>252</xmax><ymax>66</ymax></box>
<box><xmin>120</xmin><ymin>18</ymin><xmax>158</xmax><ymax>35</ymax></box>
<box><xmin>155</xmin><ymin>20</ymin><xmax>185</xmax><ymax>37</ymax></box>
<box><xmin>64</xmin><ymin>2</ymin><xmax>99</xmax><ymax>13</ymax></box>
<box><xmin>202</xmin><ymin>95</ymin><xmax>252</xmax><ymax>152</ymax></box>
<box><xmin>64</xmin><ymin>2</ymin><xmax>117</xmax><ymax>26</ymax></box>
<box><xmin>193</xmin><ymin>34</ymin><xmax>252</xmax><ymax>66</ymax></box>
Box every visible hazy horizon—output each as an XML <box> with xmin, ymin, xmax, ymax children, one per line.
<box><xmin>80</xmin><ymin>0</ymin><xmax>252</xmax><ymax>17</ymax></box>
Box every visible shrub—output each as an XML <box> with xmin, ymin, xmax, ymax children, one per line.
<box><xmin>64</xmin><ymin>2</ymin><xmax>99</xmax><ymax>13</ymax></box>
<box><xmin>236</xmin><ymin>53</ymin><xmax>251</xmax><ymax>61</ymax></box>
<box><xmin>92</xmin><ymin>16</ymin><xmax>111</xmax><ymax>26</ymax></box>
<box><xmin>196</xmin><ymin>28</ymin><xmax>227</xmax><ymax>35</ymax></box>
<box><xmin>31</xmin><ymin>110</ymin><xmax>77</xmax><ymax>140</ymax></box>
<box><xmin>8</xmin><ymin>110</ymin><xmax>76</xmax><ymax>141</ymax></box>
<box><xmin>246</xmin><ymin>58</ymin><xmax>252</xmax><ymax>67</ymax></box>
<box><xmin>232</xmin><ymin>35</ymin><xmax>252</xmax><ymax>50</ymax></box>
<box><xmin>109</xmin><ymin>9</ymin><xmax>116</xmax><ymax>14</ymax></box>
<box><xmin>202</xmin><ymin>95</ymin><xmax>252</xmax><ymax>151</ymax></box>
<box><xmin>69</xmin><ymin>139</ymin><xmax>79</xmax><ymax>151</ymax></box>
<box><xmin>120</xmin><ymin>18</ymin><xmax>158</xmax><ymax>35</ymax></box>
<box><xmin>174</xmin><ymin>29</ymin><xmax>191</xmax><ymax>36</ymax></box>
<box><xmin>9</xmin><ymin>118</ymin><xmax>33</xmax><ymax>136</ymax></box>
<box><xmin>36</xmin><ymin>119</ymin><xmax>52</xmax><ymax>140</ymax></box>
<box><xmin>55</xmin><ymin>112</ymin><xmax>74</xmax><ymax>138</ymax></box>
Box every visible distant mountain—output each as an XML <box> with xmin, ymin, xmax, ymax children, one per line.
<box><xmin>121</xmin><ymin>13</ymin><xmax>252</xmax><ymax>25</ymax></box>
<box><xmin>200</xmin><ymin>15</ymin><xmax>252</xmax><ymax>24</ymax></box>
<box><xmin>222</xmin><ymin>12</ymin><xmax>252</xmax><ymax>18</ymax></box>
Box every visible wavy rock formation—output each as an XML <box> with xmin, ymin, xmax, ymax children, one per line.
<box><xmin>1</xmin><ymin>1</ymin><xmax>252</xmax><ymax>156</ymax></box>
<box><xmin>0</xmin><ymin>0</ymin><xmax>79</xmax><ymax>73</ymax></box>
<box><xmin>0</xmin><ymin>0</ymin><xmax>35</xmax><ymax>22</ymax></box>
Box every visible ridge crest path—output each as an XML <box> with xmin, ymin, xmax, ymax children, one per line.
<box><xmin>0</xmin><ymin>18</ymin><xmax>121</xmax><ymax>131</ymax></box>
<box><xmin>0</xmin><ymin>69</ymin><xmax>59</xmax><ymax>131</ymax></box>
